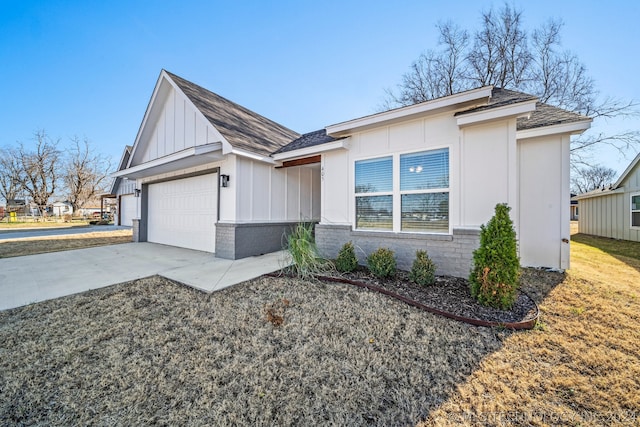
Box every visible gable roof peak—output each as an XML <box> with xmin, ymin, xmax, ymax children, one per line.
<box><xmin>162</xmin><ymin>71</ymin><xmax>300</xmax><ymax>157</ymax></box>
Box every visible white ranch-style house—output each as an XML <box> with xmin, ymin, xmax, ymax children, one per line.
<box><xmin>112</xmin><ymin>70</ymin><xmax>591</xmax><ymax>277</ymax></box>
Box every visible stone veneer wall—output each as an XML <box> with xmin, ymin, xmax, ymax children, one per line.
<box><xmin>215</xmin><ymin>222</ymin><xmax>309</xmax><ymax>260</ymax></box>
<box><xmin>315</xmin><ymin>224</ymin><xmax>480</xmax><ymax>278</ymax></box>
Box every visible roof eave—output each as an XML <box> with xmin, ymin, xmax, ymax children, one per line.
<box><xmin>456</xmin><ymin>100</ymin><xmax>537</xmax><ymax>127</ymax></box>
<box><xmin>516</xmin><ymin>119</ymin><xmax>592</xmax><ymax>140</ymax></box>
<box><xmin>326</xmin><ymin>86</ymin><xmax>494</xmax><ymax>137</ymax></box>
<box><xmin>272</xmin><ymin>139</ymin><xmax>349</xmax><ymax>161</ymax></box>
<box><xmin>230</xmin><ymin>147</ymin><xmax>277</xmax><ymax>164</ymax></box>
<box><xmin>573</xmin><ymin>186</ymin><xmax>625</xmax><ymax>200</ymax></box>
<box><xmin>111</xmin><ymin>143</ymin><xmax>223</xmax><ymax>180</ymax></box>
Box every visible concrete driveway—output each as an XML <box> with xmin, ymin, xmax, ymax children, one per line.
<box><xmin>0</xmin><ymin>243</ymin><xmax>289</xmax><ymax>311</ymax></box>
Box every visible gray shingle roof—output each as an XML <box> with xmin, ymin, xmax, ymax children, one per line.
<box><xmin>273</xmin><ymin>129</ymin><xmax>344</xmax><ymax>155</ymax></box>
<box><xmin>517</xmin><ymin>102</ymin><xmax>589</xmax><ymax>130</ymax></box>
<box><xmin>165</xmin><ymin>71</ymin><xmax>299</xmax><ymax>157</ymax></box>
<box><xmin>456</xmin><ymin>87</ymin><xmax>590</xmax><ymax>130</ymax></box>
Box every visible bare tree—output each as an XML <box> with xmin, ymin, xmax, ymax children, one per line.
<box><xmin>382</xmin><ymin>3</ymin><xmax>639</xmax><ymax>165</ymax></box>
<box><xmin>381</xmin><ymin>22</ymin><xmax>469</xmax><ymax>109</ymax></box>
<box><xmin>16</xmin><ymin>131</ymin><xmax>61</xmax><ymax>212</ymax></box>
<box><xmin>0</xmin><ymin>147</ymin><xmax>23</xmax><ymax>203</ymax></box>
<box><xmin>571</xmin><ymin>165</ymin><xmax>617</xmax><ymax>194</ymax></box>
<box><xmin>63</xmin><ymin>136</ymin><xmax>111</xmax><ymax>211</ymax></box>
<box><xmin>468</xmin><ymin>4</ymin><xmax>531</xmax><ymax>89</ymax></box>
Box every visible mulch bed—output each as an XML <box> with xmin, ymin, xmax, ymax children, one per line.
<box><xmin>312</xmin><ymin>268</ymin><xmax>541</xmax><ymax>328</ymax></box>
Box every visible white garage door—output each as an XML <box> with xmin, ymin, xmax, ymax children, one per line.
<box><xmin>119</xmin><ymin>194</ymin><xmax>136</xmax><ymax>227</ymax></box>
<box><xmin>147</xmin><ymin>173</ymin><xmax>217</xmax><ymax>253</ymax></box>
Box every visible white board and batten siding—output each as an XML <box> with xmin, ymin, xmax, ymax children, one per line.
<box><xmin>518</xmin><ymin>134</ymin><xmax>570</xmax><ymax>269</ymax></box>
<box><xmin>136</xmin><ymin>81</ymin><xmax>223</xmax><ymax>165</ymax></box>
<box><xmin>147</xmin><ymin>173</ymin><xmax>218</xmax><ymax>253</ymax></box>
<box><xmin>119</xmin><ymin>194</ymin><xmax>137</xmax><ymax>227</ymax></box>
<box><xmin>320</xmin><ymin>112</ymin><xmax>571</xmax><ymax>270</ymax></box>
<box><xmin>115</xmin><ymin>178</ymin><xmax>137</xmax><ymax>226</ymax></box>
<box><xmin>233</xmin><ymin>156</ymin><xmax>320</xmax><ymax>223</ymax></box>
<box><xmin>321</xmin><ymin>113</ymin><xmax>461</xmax><ymax>227</ymax></box>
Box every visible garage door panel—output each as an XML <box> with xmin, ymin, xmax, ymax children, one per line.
<box><xmin>147</xmin><ymin>173</ymin><xmax>217</xmax><ymax>253</ymax></box>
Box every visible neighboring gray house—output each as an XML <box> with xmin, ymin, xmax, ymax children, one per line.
<box><xmin>113</xmin><ymin>70</ymin><xmax>591</xmax><ymax>276</ymax></box>
<box><xmin>574</xmin><ymin>152</ymin><xmax>640</xmax><ymax>241</ymax></box>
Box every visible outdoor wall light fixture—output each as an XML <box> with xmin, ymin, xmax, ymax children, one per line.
<box><xmin>220</xmin><ymin>174</ymin><xmax>230</xmax><ymax>188</ymax></box>
<box><xmin>134</xmin><ymin>188</ymin><xmax>141</xmax><ymax>197</ymax></box>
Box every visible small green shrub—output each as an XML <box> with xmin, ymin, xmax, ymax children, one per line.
<box><xmin>367</xmin><ymin>247</ymin><xmax>397</xmax><ymax>279</ymax></box>
<box><xmin>469</xmin><ymin>203</ymin><xmax>521</xmax><ymax>310</ymax></box>
<box><xmin>409</xmin><ymin>249</ymin><xmax>436</xmax><ymax>286</ymax></box>
<box><xmin>286</xmin><ymin>222</ymin><xmax>325</xmax><ymax>279</ymax></box>
<box><xmin>335</xmin><ymin>241</ymin><xmax>358</xmax><ymax>273</ymax></box>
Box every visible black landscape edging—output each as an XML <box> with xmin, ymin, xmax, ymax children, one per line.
<box><xmin>267</xmin><ymin>272</ymin><xmax>539</xmax><ymax>330</ymax></box>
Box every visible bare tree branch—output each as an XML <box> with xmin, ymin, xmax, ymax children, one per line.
<box><xmin>63</xmin><ymin>136</ymin><xmax>112</xmax><ymax>211</ymax></box>
<box><xmin>17</xmin><ymin>131</ymin><xmax>60</xmax><ymax>212</ymax></box>
<box><xmin>0</xmin><ymin>147</ymin><xmax>23</xmax><ymax>203</ymax></box>
<box><xmin>381</xmin><ymin>3</ymin><xmax>640</xmax><ymax>168</ymax></box>
<box><xmin>571</xmin><ymin>165</ymin><xmax>617</xmax><ymax>194</ymax></box>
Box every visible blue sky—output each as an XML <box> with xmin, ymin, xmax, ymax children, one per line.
<box><xmin>1</xmin><ymin>1</ymin><xmax>639</xmax><ymax>176</ymax></box>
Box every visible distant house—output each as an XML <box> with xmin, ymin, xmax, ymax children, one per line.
<box><xmin>113</xmin><ymin>70</ymin><xmax>591</xmax><ymax>276</ymax></box>
<box><xmin>570</xmin><ymin>195</ymin><xmax>579</xmax><ymax>221</ymax></box>
<box><xmin>50</xmin><ymin>201</ymin><xmax>73</xmax><ymax>217</ymax></box>
<box><xmin>574</xmin><ymin>153</ymin><xmax>640</xmax><ymax>241</ymax></box>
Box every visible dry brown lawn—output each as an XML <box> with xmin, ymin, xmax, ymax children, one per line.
<box><xmin>422</xmin><ymin>232</ymin><xmax>640</xmax><ymax>426</ymax></box>
<box><xmin>0</xmin><ymin>227</ymin><xmax>638</xmax><ymax>425</ymax></box>
<box><xmin>0</xmin><ymin>229</ymin><xmax>132</xmax><ymax>258</ymax></box>
<box><xmin>0</xmin><ymin>275</ymin><xmax>510</xmax><ymax>425</ymax></box>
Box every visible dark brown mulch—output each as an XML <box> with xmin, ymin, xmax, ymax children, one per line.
<box><xmin>324</xmin><ymin>268</ymin><xmax>540</xmax><ymax>325</ymax></box>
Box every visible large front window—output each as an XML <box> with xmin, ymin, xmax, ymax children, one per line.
<box><xmin>632</xmin><ymin>194</ymin><xmax>640</xmax><ymax>227</ymax></box>
<box><xmin>355</xmin><ymin>148</ymin><xmax>449</xmax><ymax>233</ymax></box>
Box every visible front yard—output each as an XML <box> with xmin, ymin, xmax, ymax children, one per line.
<box><xmin>0</xmin><ymin>231</ymin><xmax>638</xmax><ymax>425</ymax></box>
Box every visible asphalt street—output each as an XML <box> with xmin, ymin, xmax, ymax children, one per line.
<box><xmin>0</xmin><ymin>225</ymin><xmax>131</xmax><ymax>240</ymax></box>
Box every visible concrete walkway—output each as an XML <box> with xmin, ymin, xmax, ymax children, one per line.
<box><xmin>0</xmin><ymin>243</ymin><xmax>290</xmax><ymax>311</ymax></box>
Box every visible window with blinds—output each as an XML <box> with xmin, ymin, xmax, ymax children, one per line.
<box><xmin>355</xmin><ymin>156</ymin><xmax>392</xmax><ymax>230</ymax></box>
<box><xmin>354</xmin><ymin>148</ymin><xmax>449</xmax><ymax>233</ymax></box>
<box><xmin>400</xmin><ymin>149</ymin><xmax>449</xmax><ymax>232</ymax></box>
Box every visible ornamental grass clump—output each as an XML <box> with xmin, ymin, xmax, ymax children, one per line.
<box><xmin>367</xmin><ymin>247</ymin><xmax>397</xmax><ymax>279</ymax></box>
<box><xmin>469</xmin><ymin>203</ymin><xmax>521</xmax><ymax>310</ymax></box>
<box><xmin>335</xmin><ymin>241</ymin><xmax>358</xmax><ymax>273</ymax></box>
<box><xmin>286</xmin><ymin>222</ymin><xmax>326</xmax><ymax>279</ymax></box>
<box><xmin>409</xmin><ymin>249</ymin><xmax>436</xmax><ymax>286</ymax></box>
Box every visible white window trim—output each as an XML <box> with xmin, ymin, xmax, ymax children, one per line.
<box><xmin>631</xmin><ymin>192</ymin><xmax>640</xmax><ymax>229</ymax></box>
<box><xmin>353</xmin><ymin>146</ymin><xmax>451</xmax><ymax>234</ymax></box>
